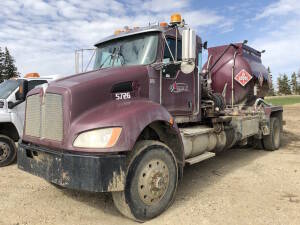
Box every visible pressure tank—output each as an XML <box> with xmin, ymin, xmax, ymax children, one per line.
<box><xmin>203</xmin><ymin>43</ymin><xmax>270</xmax><ymax>106</ymax></box>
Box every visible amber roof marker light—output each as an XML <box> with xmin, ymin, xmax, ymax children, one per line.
<box><xmin>114</xmin><ymin>29</ymin><xmax>122</xmax><ymax>35</ymax></box>
<box><xmin>24</xmin><ymin>73</ymin><xmax>40</xmax><ymax>78</ymax></box>
<box><xmin>170</xmin><ymin>13</ymin><xmax>182</xmax><ymax>25</ymax></box>
<box><xmin>160</xmin><ymin>22</ymin><xmax>168</xmax><ymax>27</ymax></box>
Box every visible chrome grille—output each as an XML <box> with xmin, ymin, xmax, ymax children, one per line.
<box><xmin>42</xmin><ymin>94</ymin><xmax>63</xmax><ymax>141</ymax></box>
<box><xmin>25</xmin><ymin>93</ymin><xmax>63</xmax><ymax>141</ymax></box>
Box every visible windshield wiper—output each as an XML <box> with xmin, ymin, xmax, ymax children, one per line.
<box><xmin>112</xmin><ymin>47</ymin><xmax>125</xmax><ymax>66</ymax></box>
<box><xmin>99</xmin><ymin>47</ymin><xmax>117</xmax><ymax>69</ymax></box>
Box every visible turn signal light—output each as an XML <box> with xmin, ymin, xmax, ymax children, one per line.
<box><xmin>107</xmin><ymin>127</ymin><xmax>122</xmax><ymax>148</ymax></box>
<box><xmin>170</xmin><ymin>13</ymin><xmax>182</xmax><ymax>24</ymax></box>
<box><xmin>25</xmin><ymin>73</ymin><xmax>40</xmax><ymax>78</ymax></box>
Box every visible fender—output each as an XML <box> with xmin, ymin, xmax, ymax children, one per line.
<box><xmin>66</xmin><ymin>99</ymin><xmax>184</xmax><ymax>156</ymax></box>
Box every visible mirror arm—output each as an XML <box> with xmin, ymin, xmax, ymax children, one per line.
<box><xmin>162</xmin><ymin>33</ymin><xmax>175</xmax><ymax>62</ymax></box>
<box><xmin>8</xmin><ymin>100</ymin><xmax>23</xmax><ymax>109</ymax></box>
<box><xmin>175</xmin><ymin>27</ymin><xmax>178</xmax><ymax>61</ymax></box>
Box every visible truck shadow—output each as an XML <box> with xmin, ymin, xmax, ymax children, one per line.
<box><xmin>59</xmin><ymin>189</ymin><xmax>122</xmax><ymax>218</ymax></box>
<box><xmin>176</xmin><ymin>147</ymin><xmax>269</xmax><ymax>199</ymax></box>
<box><xmin>58</xmin><ymin>148</ymin><xmax>271</xmax><ymax>221</ymax></box>
<box><xmin>57</xmin><ymin>129</ymin><xmax>298</xmax><ymax>220</ymax></box>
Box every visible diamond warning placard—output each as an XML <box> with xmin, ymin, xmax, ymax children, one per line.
<box><xmin>235</xmin><ymin>69</ymin><xmax>253</xmax><ymax>87</ymax></box>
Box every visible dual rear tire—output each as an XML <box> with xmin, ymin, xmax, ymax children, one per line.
<box><xmin>251</xmin><ymin>117</ymin><xmax>281</xmax><ymax>151</ymax></box>
<box><xmin>263</xmin><ymin>117</ymin><xmax>281</xmax><ymax>151</ymax></box>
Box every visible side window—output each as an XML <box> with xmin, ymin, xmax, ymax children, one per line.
<box><xmin>163</xmin><ymin>38</ymin><xmax>182</xmax><ymax>62</ymax></box>
<box><xmin>28</xmin><ymin>80</ymin><xmax>48</xmax><ymax>92</ymax></box>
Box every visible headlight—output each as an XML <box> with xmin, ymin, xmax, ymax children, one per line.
<box><xmin>73</xmin><ymin>127</ymin><xmax>122</xmax><ymax>148</ymax></box>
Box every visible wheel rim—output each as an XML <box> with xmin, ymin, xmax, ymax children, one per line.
<box><xmin>138</xmin><ymin>159</ymin><xmax>170</xmax><ymax>206</ymax></box>
<box><xmin>273</xmin><ymin>121</ymin><xmax>280</xmax><ymax>147</ymax></box>
<box><xmin>0</xmin><ymin>141</ymin><xmax>10</xmax><ymax>162</ymax></box>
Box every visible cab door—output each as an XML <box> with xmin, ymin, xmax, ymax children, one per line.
<box><xmin>161</xmin><ymin>37</ymin><xmax>195</xmax><ymax>116</ymax></box>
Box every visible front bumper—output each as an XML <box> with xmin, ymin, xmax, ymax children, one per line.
<box><xmin>17</xmin><ymin>142</ymin><xmax>127</xmax><ymax>192</ymax></box>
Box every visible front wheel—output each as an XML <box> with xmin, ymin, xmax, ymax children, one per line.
<box><xmin>0</xmin><ymin>135</ymin><xmax>17</xmax><ymax>167</ymax></box>
<box><xmin>112</xmin><ymin>141</ymin><xmax>178</xmax><ymax>222</ymax></box>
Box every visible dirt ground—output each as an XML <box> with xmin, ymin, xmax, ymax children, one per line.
<box><xmin>1</xmin><ymin>104</ymin><xmax>300</xmax><ymax>225</ymax></box>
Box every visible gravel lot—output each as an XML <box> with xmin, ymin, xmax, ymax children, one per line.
<box><xmin>1</xmin><ymin>104</ymin><xmax>300</xmax><ymax>225</ymax></box>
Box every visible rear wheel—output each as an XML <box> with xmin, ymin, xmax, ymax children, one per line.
<box><xmin>112</xmin><ymin>141</ymin><xmax>178</xmax><ymax>222</ymax></box>
<box><xmin>0</xmin><ymin>135</ymin><xmax>17</xmax><ymax>167</ymax></box>
<box><xmin>263</xmin><ymin>117</ymin><xmax>281</xmax><ymax>151</ymax></box>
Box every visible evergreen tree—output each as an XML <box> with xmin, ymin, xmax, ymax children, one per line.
<box><xmin>291</xmin><ymin>72</ymin><xmax>298</xmax><ymax>94</ymax></box>
<box><xmin>0</xmin><ymin>47</ymin><xmax>4</xmax><ymax>82</ymax></box>
<box><xmin>298</xmin><ymin>69</ymin><xmax>300</xmax><ymax>94</ymax></box>
<box><xmin>281</xmin><ymin>74</ymin><xmax>292</xmax><ymax>95</ymax></box>
<box><xmin>2</xmin><ymin>47</ymin><xmax>19</xmax><ymax>80</ymax></box>
<box><xmin>277</xmin><ymin>75</ymin><xmax>283</xmax><ymax>95</ymax></box>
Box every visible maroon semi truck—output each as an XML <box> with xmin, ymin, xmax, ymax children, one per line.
<box><xmin>18</xmin><ymin>14</ymin><xmax>282</xmax><ymax>221</ymax></box>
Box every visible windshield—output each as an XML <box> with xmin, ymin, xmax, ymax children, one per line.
<box><xmin>94</xmin><ymin>32</ymin><xmax>159</xmax><ymax>69</ymax></box>
<box><xmin>0</xmin><ymin>79</ymin><xmax>21</xmax><ymax>99</ymax></box>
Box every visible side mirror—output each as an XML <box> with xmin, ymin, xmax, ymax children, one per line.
<box><xmin>8</xmin><ymin>101</ymin><xmax>15</xmax><ymax>109</ymax></box>
<box><xmin>15</xmin><ymin>80</ymin><xmax>28</xmax><ymax>101</ymax></box>
<box><xmin>181</xmin><ymin>28</ymin><xmax>196</xmax><ymax>74</ymax></box>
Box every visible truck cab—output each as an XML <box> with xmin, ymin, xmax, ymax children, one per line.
<box><xmin>0</xmin><ymin>74</ymin><xmax>62</xmax><ymax>167</ymax></box>
<box><xmin>17</xmin><ymin>14</ymin><xmax>283</xmax><ymax>221</ymax></box>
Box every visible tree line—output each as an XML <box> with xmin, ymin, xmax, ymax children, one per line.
<box><xmin>0</xmin><ymin>47</ymin><xmax>19</xmax><ymax>82</ymax></box>
<box><xmin>267</xmin><ymin>68</ymin><xmax>300</xmax><ymax>96</ymax></box>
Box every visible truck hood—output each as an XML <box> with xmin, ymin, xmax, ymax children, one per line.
<box><xmin>48</xmin><ymin>65</ymin><xmax>149</xmax><ymax>122</ymax></box>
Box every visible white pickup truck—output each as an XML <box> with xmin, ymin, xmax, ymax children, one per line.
<box><xmin>0</xmin><ymin>74</ymin><xmax>62</xmax><ymax>167</ymax></box>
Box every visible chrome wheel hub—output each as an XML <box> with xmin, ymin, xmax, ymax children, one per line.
<box><xmin>138</xmin><ymin>159</ymin><xmax>169</xmax><ymax>205</ymax></box>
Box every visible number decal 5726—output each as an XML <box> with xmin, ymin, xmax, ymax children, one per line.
<box><xmin>115</xmin><ymin>92</ymin><xmax>131</xmax><ymax>100</ymax></box>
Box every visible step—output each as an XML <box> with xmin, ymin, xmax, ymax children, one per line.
<box><xmin>180</xmin><ymin>125</ymin><xmax>214</xmax><ymax>137</ymax></box>
<box><xmin>185</xmin><ymin>152</ymin><xmax>216</xmax><ymax>165</ymax></box>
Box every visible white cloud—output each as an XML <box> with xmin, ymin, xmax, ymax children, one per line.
<box><xmin>255</xmin><ymin>0</ymin><xmax>300</xmax><ymax>19</ymax></box>
<box><xmin>0</xmin><ymin>0</ymin><xmax>231</xmax><ymax>76</ymax></box>
<box><xmin>140</xmin><ymin>0</ymin><xmax>188</xmax><ymax>13</ymax></box>
<box><xmin>253</xmin><ymin>0</ymin><xmax>300</xmax><ymax>77</ymax></box>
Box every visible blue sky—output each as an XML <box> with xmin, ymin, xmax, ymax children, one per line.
<box><xmin>0</xmin><ymin>0</ymin><xmax>299</xmax><ymax>81</ymax></box>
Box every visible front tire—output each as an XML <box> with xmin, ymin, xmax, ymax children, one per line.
<box><xmin>0</xmin><ymin>135</ymin><xmax>17</xmax><ymax>167</ymax></box>
<box><xmin>112</xmin><ymin>141</ymin><xmax>178</xmax><ymax>222</ymax></box>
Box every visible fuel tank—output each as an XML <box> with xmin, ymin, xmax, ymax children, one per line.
<box><xmin>203</xmin><ymin>43</ymin><xmax>270</xmax><ymax>106</ymax></box>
